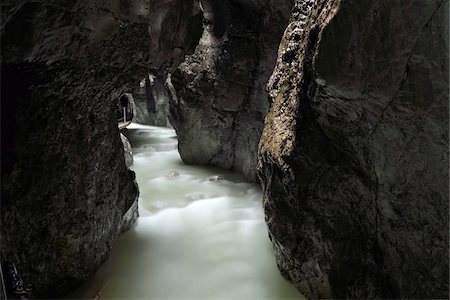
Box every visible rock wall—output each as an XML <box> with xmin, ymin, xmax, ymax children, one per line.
<box><xmin>2</xmin><ymin>0</ymin><xmax>448</xmax><ymax>298</ymax></box>
<box><xmin>258</xmin><ymin>0</ymin><xmax>449</xmax><ymax>298</ymax></box>
<box><xmin>168</xmin><ymin>0</ymin><xmax>293</xmax><ymax>181</ymax></box>
<box><xmin>121</xmin><ymin>133</ymin><xmax>134</xmax><ymax>168</ymax></box>
<box><xmin>1</xmin><ymin>0</ymin><xmax>202</xmax><ymax>297</ymax></box>
<box><xmin>132</xmin><ymin>76</ymin><xmax>171</xmax><ymax>127</ymax></box>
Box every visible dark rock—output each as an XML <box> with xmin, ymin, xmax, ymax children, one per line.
<box><xmin>147</xmin><ymin>0</ymin><xmax>204</xmax><ymax>71</ymax></box>
<box><xmin>208</xmin><ymin>175</ymin><xmax>224</xmax><ymax>182</ymax></box>
<box><xmin>168</xmin><ymin>0</ymin><xmax>293</xmax><ymax>182</ymax></box>
<box><xmin>0</xmin><ymin>0</ymin><xmax>202</xmax><ymax>297</ymax></box>
<box><xmin>2</xmin><ymin>260</ymin><xmax>32</xmax><ymax>299</ymax></box>
<box><xmin>132</xmin><ymin>75</ymin><xmax>171</xmax><ymax>127</ymax></box>
<box><xmin>257</xmin><ymin>0</ymin><xmax>449</xmax><ymax>298</ymax></box>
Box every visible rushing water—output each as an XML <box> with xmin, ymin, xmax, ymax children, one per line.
<box><xmin>69</xmin><ymin>124</ymin><xmax>303</xmax><ymax>299</ymax></box>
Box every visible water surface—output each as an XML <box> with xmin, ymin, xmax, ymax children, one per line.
<box><xmin>70</xmin><ymin>124</ymin><xmax>303</xmax><ymax>299</ymax></box>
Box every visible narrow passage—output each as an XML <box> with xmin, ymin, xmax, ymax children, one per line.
<box><xmin>71</xmin><ymin>124</ymin><xmax>303</xmax><ymax>299</ymax></box>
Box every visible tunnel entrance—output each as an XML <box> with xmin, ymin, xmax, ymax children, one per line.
<box><xmin>117</xmin><ymin>94</ymin><xmax>135</xmax><ymax>129</ymax></box>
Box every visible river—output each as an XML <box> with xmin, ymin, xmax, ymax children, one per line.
<box><xmin>69</xmin><ymin>123</ymin><xmax>303</xmax><ymax>299</ymax></box>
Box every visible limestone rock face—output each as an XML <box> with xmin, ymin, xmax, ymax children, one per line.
<box><xmin>258</xmin><ymin>0</ymin><xmax>449</xmax><ymax>298</ymax></box>
<box><xmin>168</xmin><ymin>0</ymin><xmax>293</xmax><ymax>181</ymax></box>
<box><xmin>120</xmin><ymin>133</ymin><xmax>134</xmax><ymax>168</ymax></box>
<box><xmin>1</xmin><ymin>0</ymin><xmax>202</xmax><ymax>297</ymax></box>
<box><xmin>133</xmin><ymin>76</ymin><xmax>171</xmax><ymax>127</ymax></box>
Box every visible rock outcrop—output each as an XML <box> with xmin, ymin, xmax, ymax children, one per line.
<box><xmin>1</xmin><ymin>0</ymin><xmax>202</xmax><ymax>297</ymax></box>
<box><xmin>258</xmin><ymin>0</ymin><xmax>449</xmax><ymax>298</ymax></box>
<box><xmin>120</xmin><ymin>133</ymin><xmax>134</xmax><ymax>168</ymax></box>
<box><xmin>168</xmin><ymin>0</ymin><xmax>293</xmax><ymax>181</ymax></box>
<box><xmin>132</xmin><ymin>76</ymin><xmax>171</xmax><ymax>127</ymax></box>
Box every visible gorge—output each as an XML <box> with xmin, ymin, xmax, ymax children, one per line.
<box><xmin>1</xmin><ymin>0</ymin><xmax>449</xmax><ymax>299</ymax></box>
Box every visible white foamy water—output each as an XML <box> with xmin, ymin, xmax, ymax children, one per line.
<box><xmin>69</xmin><ymin>124</ymin><xmax>303</xmax><ymax>300</ymax></box>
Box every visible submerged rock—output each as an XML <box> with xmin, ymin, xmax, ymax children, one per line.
<box><xmin>208</xmin><ymin>175</ymin><xmax>224</xmax><ymax>182</ymax></box>
<box><xmin>258</xmin><ymin>0</ymin><xmax>449</xmax><ymax>298</ymax></box>
<box><xmin>166</xmin><ymin>170</ymin><xmax>181</xmax><ymax>178</ymax></box>
<box><xmin>186</xmin><ymin>193</ymin><xmax>207</xmax><ymax>201</ymax></box>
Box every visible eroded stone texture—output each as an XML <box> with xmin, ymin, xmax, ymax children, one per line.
<box><xmin>121</xmin><ymin>133</ymin><xmax>134</xmax><ymax>167</ymax></box>
<box><xmin>1</xmin><ymin>0</ymin><xmax>202</xmax><ymax>297</ymax></box>
<box><xmin>168</xmin><ymin>0</ymin><xmax>293</xmax><ymax>181</ymax></box>
<box><xmin>132</xmin><ymin>76</ymin><xmax>171</xmax><ymax>127</ymax></box>
<box><xmin>258</xmin><ymin>0</ymin><xmax>449</xmax><ymax>298</ymax></box>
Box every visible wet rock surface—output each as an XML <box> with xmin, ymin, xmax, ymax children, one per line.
<box><xmin>132</xmin><ymin>76</ymin><xmax>171</xmax><ymax>127</ymax></box>
<box><xmin>1</xmin><ymin>0</ymin><xmax>448</xmax><ymax>298</ymax></box>
<box><xmin>208</xmin><ymin>175</ymin><xmax>224</xmax><ymax>182</ymax></box>
<box><xmin>120</xmin><ymin>133</ymin><xmax>134</xmax><ymax>168</ymax></box>
<box><xmin>166</xmin><ymin>170</ymin><xmax>181</xmax><ymax>178</ymax></box>
<box><xmin>258</xmin><ymin>0</ymin><xmax>449</xmax><ymax>298</ymax></box>
<box><xmin>0</xmin><ymin>0</ymin><xmax>202</xmax><ymax>297</ymax></box>
<box><xmin>168</xmin><ymin>0</ymin><xmax>293</xmax><ymax>182</ymax></box>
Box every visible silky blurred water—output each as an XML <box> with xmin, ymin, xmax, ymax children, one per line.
<box><xmin>68</xmin><ymin>124</ymin><xmax>303</xmax><ymax>300</ymax></box>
